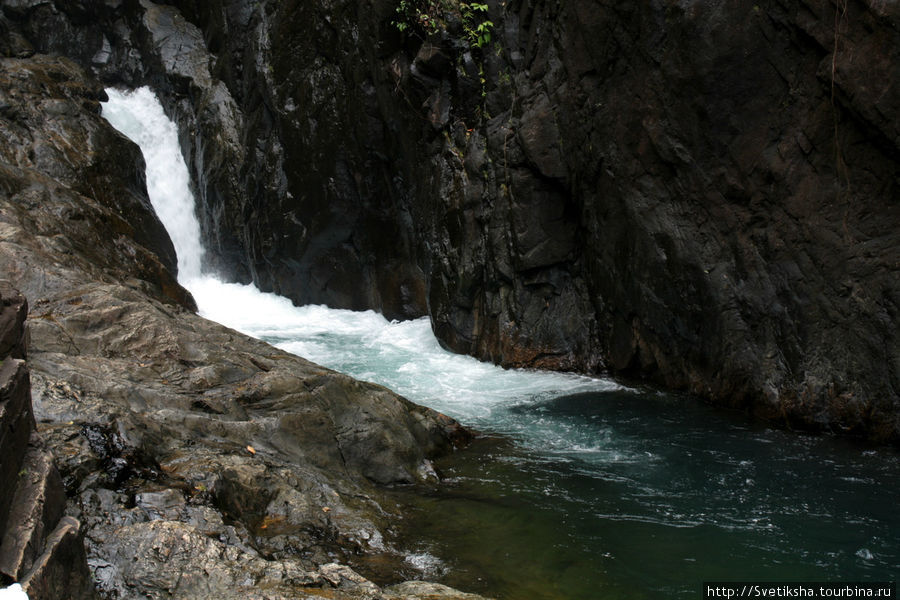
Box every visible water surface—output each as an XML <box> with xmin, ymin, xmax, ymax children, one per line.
<box><xmin>102</xmin><ymin>87</ymin><xmax>900</xmax><ymax>600</ymax></box>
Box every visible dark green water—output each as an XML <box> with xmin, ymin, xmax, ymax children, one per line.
<box><xmin>389</xmin><ymin>390</ymin><xmax>899</xmax><ymax>599</ymax></box>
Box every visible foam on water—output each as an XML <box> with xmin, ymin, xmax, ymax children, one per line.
<box><xmin>404</xmin><ymin>551</ymin><xmax>448</xmax><ymax>578</ymax></box>
<box><xmin>101</xmin><ymin>87</ymin><xmax>204</xmax><ymax>282</ymax></box>
<box><xmin>192</xmin><ymin>271</ymin><xmax>618</xmax><ymax>437</ymax></box>
<box><xmin>100</xmin><ymin>86</ymin><xmax>619</xmax><ymax>441</ymax></box>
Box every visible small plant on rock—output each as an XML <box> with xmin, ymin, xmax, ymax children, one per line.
<box><xmin>392</xmin><ymin>0</ymin><xmax>494</xmax><ymax>52</ymax></box>
<box><xmin>461</xmin><ymin>2</ymin><xmax>493</xmax><ymax>48</ymax></box>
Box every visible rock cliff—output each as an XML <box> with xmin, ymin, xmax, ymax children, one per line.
<box><xmin>162</xmin><ymin>0</ymin><xmax>899</xmax><ymax>441</ymax></box>
<box><xmin>0</xmin><ymin>283</ymin><xmax>96</xmax><ymax>599</ymax></box>
<box><xmin>0</xmin><ymin>24</ymin><xmax>482</xmax><ymax>600</ymax></box>
<box><xmin>2</xmin><ymin>3</ymin><xmax>898</xmax><ymax>442</ymax></box>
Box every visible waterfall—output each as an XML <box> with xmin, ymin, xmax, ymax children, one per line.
<box><xmin>99</xmin><ymin>86</ymin><xmax>616</xmax><ymax>432</ymax></box>
<box><xmin>101</xmin><ymin>88</ymin><xmax>204</xmax><ymax>283</ymax></box>
<box><xmin>100</xmin><ymin>87</ymin><xmax>900</xmax><ymax>600</ymax></box>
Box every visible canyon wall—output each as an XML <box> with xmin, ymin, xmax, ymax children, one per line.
<box><xmin>4</xmin><ymin>0</ymin><xmax>898</xmax><ymax>441</ymax></box>
<box><xmin>1</xmin><ymin>9</ymin><xmax>477</xmax><ymax>598</ymax></box>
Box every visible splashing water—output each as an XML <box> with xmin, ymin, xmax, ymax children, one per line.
<box><xmin>101</xmin><ymin>87</ymin><xmax>620</xmax><ymax>443</ymax></box>
<box><xmin>101</xmin><ymin>87</ymin><xmax>900</xmax><ymax>600</ymax></box>
<box><xmin>0</xmin><ymin>584</ymin><xmax>28</xmax><ymax>600</ymax></box>
<box><xmin>101</xmin><ymin>87</ymin><xmax>204</xmax><ymax>282</ymax></box>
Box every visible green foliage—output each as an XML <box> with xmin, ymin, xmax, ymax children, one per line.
<box><xmin>461</xmin><ymin>2</ymin><xmax>493</xmax><ymax>48</ymax></box>
<box><xmin>392</xmin><ymin>0</ymin><xmax>494</xmax><ymax>51</ymax></box>
<box><xmin>392</xmin><ymin>0</ymin><xmax>443</xmax><ymax>36</ymax></box>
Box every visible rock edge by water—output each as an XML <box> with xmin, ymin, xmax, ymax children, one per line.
<box><xmin>6</xmin><ymin>0</ymin><xmax>894</xmax><ymax>442</ymax></box>
<box><xmin>0</xmin><ymin>51</ymin><xmax>485</xmax><ymax>600</ymax></box>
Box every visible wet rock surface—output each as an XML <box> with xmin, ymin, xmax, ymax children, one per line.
<box><xmin>0</xmin><ymin>40</ymin><xmax>483</xmax><ymax>600</ymax></box>
<box><xmin>145</xmin><ymin>0</ymin><xmax>898</xmax><ymax>441</ymax></box>
<box><xmin>3</xmin><ymin>1</ymin><xmax>897</xmax><ymax>440</ymax></box>
<box><xmin>0</xmin><ymin>283</ymin><xmax>95</xmax><ymax>599</ymax></box>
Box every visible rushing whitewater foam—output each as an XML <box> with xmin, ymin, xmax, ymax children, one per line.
<box><xmin>99</xmin><ymin>86</ymin><xmax>900</xmax><ymax>600</ymax></box>
<box><xmin>100</xmin><ymin>87</ymin><xmax>619</xmax><ymax>440</ymax></box>
<box><xmin>0</xmin><ymin>585</ymin><xmax>27</xmax><ymax>600</ymax></box>
<box><xmin>101</xmin><ymin>88</ymin><xmax>204</xmax><ymax>282</ymax></box>
<box><xmin>190</xmin><ymin>276</ymin><xmax>617</xmax><ymax>435</ymax></box>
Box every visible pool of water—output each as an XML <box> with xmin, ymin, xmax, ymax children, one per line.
<box><xmin>389</xmin><ymin>390</ymin><xmax>900</xmax><ymax>599</ymax></box>
<box><xmin>102</xmin><ymin>87</ymin><xmax>900</xmax><ymax>600</ymax></box>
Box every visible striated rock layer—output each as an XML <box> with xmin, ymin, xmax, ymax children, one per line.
<box><xmin>0</xmin><ymin>38</ymin><xmax>482</xmax><ymax>600</ymax></box>
<box><xmin>2</xmin><ymin>1</ymin><xmax>898</xmax><ymax>442</ymax></box>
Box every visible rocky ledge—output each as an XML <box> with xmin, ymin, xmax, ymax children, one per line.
<box><xmin>0</xmin><ymin>52</ymin><xmax>483</xmax><ymax>599</ymax></box>
<box><xmin>0</xmin><ymin>283</ymin><xmax>95</xmax><ymax>600</ymax></box>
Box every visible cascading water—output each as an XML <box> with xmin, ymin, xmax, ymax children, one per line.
<box><xmin>100</xmin><ymin>87</ymin><xmax>619</xmax><ymax>435</ymax></box>
<box><xmin>101</xmin><ymin>88</ymin><xmax>204</xmax><ymax>283</ymax></box>
<box><xmin>101</xmin><ymin>88</ymin><xmax>900</xmax><ymax>600</ymax></box>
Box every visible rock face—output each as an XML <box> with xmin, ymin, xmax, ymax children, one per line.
<box><xmin>0</xmin><ymin>284</ymin><xmax>96</xmax><ymax>599</ymax></box>
<box><xmin>2</xmin><ymin>4</ymin><xmax>898</xmax><ymax>442</ymax></box>
<box><xmin>154</xmin><ymin>0</ymin><xmax>899</xmax><ymax>440</ymax></box>
<box><xmin>0</xmin><ymin>31</ymin><xmax>482</xmax><ymax>600</ymax></box>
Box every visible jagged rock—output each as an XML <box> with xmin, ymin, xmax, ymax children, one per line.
<box><xmin>105</xmin><ymin>0</ymin><xmax>896</xmax><ymax>442</ymax></box>
<box><xmin>0</xmin><ymin>285</ymin><xmax>27</xmax><ymax>360</ymax></box>
<box><xmin>20</xmin><ymin>516</ymin><xmax>95</xmax><ymax>600</ymax></box>
<box><xmin>0</xmin><ymin>284</ymin><xmax>94</xmax><ymax>597</ymax></box>
<box><xmin>0</xmin><ymin>432</ymin><xmax>66</xmax><ymax>582</ymax></box>
<box><xmin>0</xmin><ymin>29</ymin><xmax>479</xmax><ymax>598</ymax></box>
<box><xmin>0</xmin><ymin>359</ymin><xmax>34</xmax><ymax>536</ymax></box>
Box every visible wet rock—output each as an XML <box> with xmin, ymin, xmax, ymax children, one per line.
<box><xmin>0</xmin><ymin>286</ymin><xmax>28</xmax><ymax>360</ymax></box>
<box><xmin>0</xmin><ymin>37</ymin><xmax>477</xmax><ymax>598</ymax></box>
<box><xmin>0</xmin><ymin>54</ymin><xmax>192</xmax><ymax>310</ymax></box>
<box><xmin>0</xmin><ymin>284</ymin><xmax>95</xmax><ymax>597</ymax></box>
<box><xmin>319</xmin><ymin>562</ymin><xmax>382</xmax><ymax>595</ymax></box>
<box><xmin>20</xmin><ymin>516</ymin><xmax>95</xmax><ymax>600</ymax></box>
<box><xmin>385</xmin><ymin>581</ymin><xmax>491</xmax><ymax>600</ymax></box>
<box><xmin>86</xmin><ymin>520</ymin><xmax>316</xmax><ymax>599</ymax></box>
<box><xmin>517</xmin><ymin>93</ymin><xmax>566</xmax><ymax>181</ymax></box>
<box><xmin>0</xmin><ymin>360</ymin><xmax>34</xmax><ymax>530</ymax></box>
<box><xmin>0</xmin><ymin>432</ymin><xmax>66</xmax><ymax>582</ymax></box>
<box><xmin>122</xmin><ymin>0</ymin><xmax>898</xmax><ymax>442</ymax></box>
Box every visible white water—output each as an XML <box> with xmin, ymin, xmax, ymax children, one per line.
<box><xmin>0</xmin><ymin>584</ymin><xmax>27</xmax><ymax>600</ymax></box>
<box><xmin>98</xmin><ymin>87</ymin><xmax>900</xmax><ymax>599</ymax></box>
<box><xmin>100</xmin><ymin>87</ymin><xmax>619</xmax><ymax>444</ymax></box>
<box><xmin>102</xmin><ymin>88</ymin><xmax>204</xmax><ymax>282</ymax></box>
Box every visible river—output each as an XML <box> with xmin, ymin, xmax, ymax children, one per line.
<box><xmin>101</xmin><ymin>87</ymin><xmax>900</xmax><ymax>599</ymax></box>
